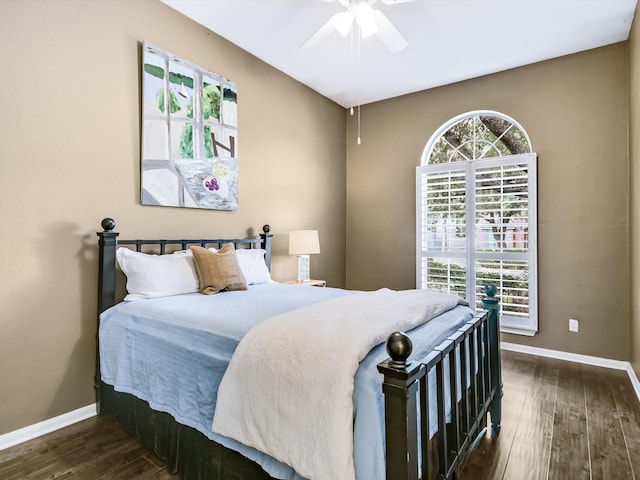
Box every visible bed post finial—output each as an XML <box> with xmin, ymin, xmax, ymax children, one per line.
<box><xmin>97</xmin><ymin>219</ymin><xmax>119</xmax><ymax>315</ymax></box>
<box><xmin>386</xmin><ymin>331</ymin><xmax>413</xmax><ymax>369</ymax></box>
<box><xmin>101</xmin><ymin>218</ymin><xmax>116</xmax><ymax>231</ymax></box>
<box><xmin>485</xmin><ymin>284</ymin><xmax>497</xmax><ymax>298</ymax></box>
<box><xmin>260</xmin><ymin>225</ymin><xmax>273</xmax><ymax>270</ymax></box>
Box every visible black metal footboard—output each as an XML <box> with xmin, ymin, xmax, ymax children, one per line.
<box><xmin>378</xmin><ymin>290</ymin><xmax>502</xmax><ymax>480</ymax></box>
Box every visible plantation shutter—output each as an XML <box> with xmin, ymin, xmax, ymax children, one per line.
<box><xmin>416</xmin><ymin>162</ymin><xmax>468</xmax><ymax>298</ymax></box>
<box><xmin>473</xmin><ymin>154</ymin><xmax>537</xmax><ymax>334</ymax></box>
<box><xmin>417</xmin><ymin>153</ymin><xmax>537</xmax><ymax>335</ymax></box>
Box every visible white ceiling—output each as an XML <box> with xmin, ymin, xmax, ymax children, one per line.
<box><xmin>161</xmin><ymin>0</ymin><xmax>637</xmax><ymax>108</ymax></box>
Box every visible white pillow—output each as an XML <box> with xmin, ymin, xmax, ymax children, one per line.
<box><xmin>116</xmin><ymin>248</ymin><xmax>199</xmax><ymax>301</ymax></box>
<box><xmin>235</xmin><ymin>248</ymin><xmax>272</xmax><ymax>285</ymax></box>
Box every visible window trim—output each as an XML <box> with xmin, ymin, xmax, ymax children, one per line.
<box><xmin>420</xmin><ymin>110</ymin><xmax>533</xmax><ymax>163</ymax></box>
<box><xmin>416</xmin><ymin>111</ymin><xmax>537</xmax><ymax>336</ymax></box>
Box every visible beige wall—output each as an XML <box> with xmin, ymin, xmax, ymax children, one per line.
<box><xmin>346</xmin><ymin>44</ymin><xmax>630</xmax><ymax>360</ymax></box>
<box><xmin>0</xmin><ymin>0</ymin><xmax>346</xmax><ymax>434</ymax></box>
<box><xmin>1</xmin><ymin>0</ymin><xmax>636</xmax><ymax>437</ymax></box>
<box><xmin>630</xmin><ymin>12</ymin><xmax>640</xmax><ymax>378</ymax></box>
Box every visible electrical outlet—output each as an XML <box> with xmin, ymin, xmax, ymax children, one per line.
<box><xmin>569</xmin><ymin>318</ymin><xmax>579</xmax><ymax>332</ymax></box>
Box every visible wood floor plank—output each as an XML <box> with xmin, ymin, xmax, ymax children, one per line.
<box><xmin>0</xmin><ymin>417</ymin><xmax>166</xmax><ymax>480</ymax></box>
<box><xmin>583</xmin><ymin>364</ymin><xmax>634</xmax><ymax>480</ymax></box>
<box><xmin>460</xmin><ymin>350</ymin><xmax>534</xmax><ymax>480</ymax></box>
<box><xmin>501</xmin><ymin>355</ymin><xmax>558</xmax><ymax>480</ymax></box>
<box><xmin>547</xmin><ymin>360</ymin><xmax>590</xmax><ymax>480</ymax></box>
<box><xmin>610</xmin><ymin>368</ymin><xmax>640</xmax><ymax>478</ymax></box>
<box><xmin>0</xmin><ymin>419</ymin><xmax>135</xmax><ymax>480</ymax></box>
<box><xmin>0</xmin><ymin>417</ymin><xmax>102</xmax><ymax>464</ymax></box>
<box><xmin>141</xmin><ymin>468</ymin><xmax>180</xmax><ymax>480</ymax></box>
<box><xmin>97</xmin><ymin>454</ymin><xmax>162</xmax><ymax>479</ymax></box>
<box><xmin>53</xmin><ymin>441</ymin><xmax>159</xmax><ymax>479</ymax></box>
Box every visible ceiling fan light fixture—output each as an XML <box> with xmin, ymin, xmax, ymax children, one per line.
<box><xmin>359</xmin><ymin>20</ymin><xmax>378</xmax><ymax>38</ymax></box>
<box><xmin>355</xmin><ymin>2</ymin><xmax>377</xmax><ymax>37</ymax></box>
<box><xmin>333</xmin><ymin>10</ymin><xmax>354</xmax><ymax>36</ymax></box>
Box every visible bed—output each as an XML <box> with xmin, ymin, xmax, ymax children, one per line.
<box><xmin>95</xmin><ymin>218</ymin><xmax>502</xmax><ymax>480</ymax></box>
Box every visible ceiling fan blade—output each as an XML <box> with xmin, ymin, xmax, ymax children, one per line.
<box><xmin>322</xmin><ymin>0</ymin><xmax>351</xmax><ymax>6</ymax></box>
<box><xmin>373</xmin><ymin>9</ymin><xmax>408</xmax><ymax>52</ymax></box>
<box><xmin>300</xmin><ymin>13</ymin><xmax>340</xmax><ymax>50</ymax></box>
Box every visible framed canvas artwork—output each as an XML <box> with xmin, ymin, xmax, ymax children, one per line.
<box><xmin>141</xmin><ymin>41</ymin><xmax>238</xmax><ymax>210</ymax></box>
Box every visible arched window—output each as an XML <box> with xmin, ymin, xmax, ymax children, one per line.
<box><xmin>416</xmin><ymin>111</ymin><xmax>538</xmax><ymax>335</ymax></box>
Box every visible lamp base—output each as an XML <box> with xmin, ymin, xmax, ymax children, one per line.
<box><xmin>297</xmin><ymin>255</ymin><xmax>311</xmax><ymax>282</ymax></box>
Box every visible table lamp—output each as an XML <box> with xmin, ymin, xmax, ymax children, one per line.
<box><xmin>289</xmin><ymin>230</ymin><xmax>320</xmax><ymax>282</ymax></box>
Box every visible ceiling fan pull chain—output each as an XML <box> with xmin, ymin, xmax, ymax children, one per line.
<box><xmin>356</xmin><ymin>26</ymin><xmax>362</xmax><ymax>145</ymax></box>
<box><xmin>357</xmin><ymin>104</ymin><xmax>362</xmax><ymax>145</ymax></box>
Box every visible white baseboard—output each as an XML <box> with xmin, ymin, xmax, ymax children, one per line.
<box><xmin>502</xmin><ymin>342</ymin><xmax>640</xmax><ymax>403</ymax></box>
<box><xmin>627</xmin><ymin>363</ymin><xmax>640</xmax><ymax>403</ymax></box>
<box><xmin>0</xmin><ymin>404</ymin><xmax>96</xmax><ymax>451</ymax></box>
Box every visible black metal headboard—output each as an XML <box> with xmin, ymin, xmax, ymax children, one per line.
<box><xmin>96</xmin><ymin>217</ymin><xmax>273</xmax><ymax>316</ymax></box>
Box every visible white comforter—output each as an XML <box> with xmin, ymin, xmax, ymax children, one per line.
<box><xmin>212</xmin><ymin>288</ymin><xmax>463</xmax><ymax>480</ymax></box>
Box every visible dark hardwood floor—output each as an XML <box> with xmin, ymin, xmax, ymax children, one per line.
<box><xmin>461</xmin><ymin>350</ymin><xmax>640</xmax><ymax>480</ymax></box>
<box><xmin>0</xmin><ymin>415</ymin><xmax>177</xmax><ymax>479</ymax></box>
<box><xmin>1</xmin><ymin>350</ymin><xmax>639</xmax><ymax>479</ymax></box>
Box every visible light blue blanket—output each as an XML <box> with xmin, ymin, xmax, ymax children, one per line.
<box><xmin>99</xmin><ymin>283</ymin><xmax>473</xmax><ymax>480</ymax></box>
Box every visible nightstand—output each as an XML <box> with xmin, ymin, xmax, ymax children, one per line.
<box><xmin>284</xmin><ymin>279</ymin><xmax>327</xmax><ymax>287</ymax></box>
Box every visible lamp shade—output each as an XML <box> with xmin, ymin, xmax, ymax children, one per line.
<box><xmin>289</xmin><ymin>230</ymin><xmax>320</xmax><ymax>255</ymax></box>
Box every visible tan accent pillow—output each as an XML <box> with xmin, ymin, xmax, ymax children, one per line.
<box><xmin>190</xmin><ymin>244</ymin><xmax>247</xmax><ymax>294</ymax></box>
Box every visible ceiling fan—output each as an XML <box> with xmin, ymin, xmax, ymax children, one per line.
<box><xmin>301</xmin><ymin>0</ymin><xmax>414</xmax><ymax>52</ymax></box>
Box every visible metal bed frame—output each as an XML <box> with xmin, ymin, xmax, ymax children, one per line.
<box><xmin>95</xmin><ymin>218</ymin><xmax>502</xmax><ymax>480</ymax></box>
